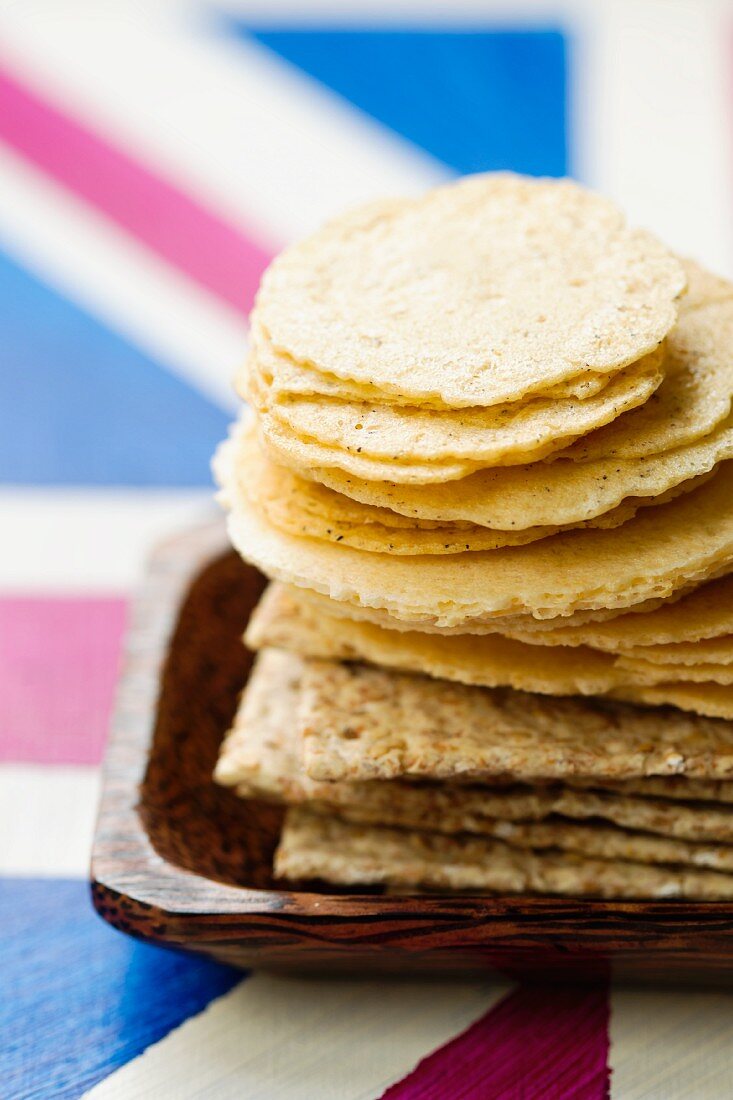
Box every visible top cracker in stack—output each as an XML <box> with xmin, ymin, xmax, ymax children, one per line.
<box><xmin>212</xmin><ymin>173</ymin><xmax>733</xmax><ymax>897</ymax></box>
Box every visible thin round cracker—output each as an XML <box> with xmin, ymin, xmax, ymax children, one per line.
<box><xmin>553</xmin><ymin>260</ymin><xmax>733</xmax><ymax>462</ymax></box>
<box><xmin>255</xmin><ymin>174</ymin><xmax>684</xmax><ymax>408</ymax></box>
<box><xmin>303</xmin><ymin>413</ymin><xmax>733</xmax><ymax>530</ymax></box>
<box><xmin>259</xmin><ymin>413</ymin><xmax>479</xmax><ymax>483</ymax></box>
<box><xmin>613</xmin><ymin>683</ymin><xmax>733</xmax><ymax>721</ymax></box>
<box><xmin>239</xmin><ymin>422</ymin><xmax>711</xmax><ymax>554</ymax></box>
<box><xmin>503</xmin><ymin>573</ymin><xmax>733</xmax><ymax>650</ymax></box>
<box><xmin>248</xmin><ymin>329</ymin><xmax>618</xmax><ymax>408</ymax></box>
<box><xmin>247</xmin><ymin>317</ymin><xmax>621</xmax><ymax>408</ymax></box>
<box><xmin>246</xmin><ymin>582</ymin><xmax>733</xmax><ymax>719</ymax></box>
<box><xmin>216</xmin><ymin>429</ymin><xmax>733</xmax><ymax>626</ymax></box>
<box><xmin>615</xmin><ymin>657</ymin><xmax>733</xmax><ymax>686</ymax></box>
<box><xmin>617</xmin><ymin>636</ymin><xmax>733</xmax><ymax>666</ymax></box>
<box><xmin>251</xmin><ymin>349</ymin><xmax>664</xmax><ymax>467</ymax></box>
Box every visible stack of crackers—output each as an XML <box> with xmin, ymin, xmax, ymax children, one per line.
<box><xmin>213</xmin><ymin>173</ymin><xmax>733</xmax><ymax>899</ymax></box>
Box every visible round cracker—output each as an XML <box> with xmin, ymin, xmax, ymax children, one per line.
<box><xmin>290</xmin><ymin>584</ymin><xmax>671</xmax><ymax>636</ymax></box>
<box><xmin>617</xmin><ymin>636</ymin><xmax>733</xmax><ymax>666</ymax></box>
<box><xmin>553</xmin><ymin>260</ymin><xmax>733</xmax><ymax>462</ymax></box>
<box><xmin>216</xmin><ymin>430</ymin><xmax>733</xmax><ymax>627</ymax></box>
<box><xmin>255</xmin><ymin>174</ymin><xmax>684</xmax><ymax>408</ymax></box>
<box><xmin>248</xmin><ymin>582</ymin><xmax>733</xmax><ymax>720</ymax></box>
<box><xmin>247</xmin><ymin>319</ymin><xmax>618</xmax><ymax>408</ymax></box>
<box><xmin>259</xmin><ymin>412</ymin><xmax>479</xmax><ymax>483</ymax></box>
<box><xmin>503</xmin><ymin>573</ymin><xmax>733</xmax><ymax>650</ymax></box>
<box><xmin>303</xmin><ymin>413</ymin><xmax>732</xmax><ymax>530</ymax></box>
<box><xmin>251</xmin><ymin>348</ymin><xmax>664</xmax><ymax>467</ymax></box>
<box><xmin>239</xmin><ymin>422</ymin><xmax>711</xmax><ymax>554</ymax></box>
<box><xmin>615</xmin><ymin>657</ymin><xmax>733</xmax><ymax>686</ymax></box>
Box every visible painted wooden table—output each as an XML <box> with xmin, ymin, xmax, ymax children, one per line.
<box><xmin>3</xmin><ymin>2</ymin><xmax>733</xmax><ymax>1096</ymax></box>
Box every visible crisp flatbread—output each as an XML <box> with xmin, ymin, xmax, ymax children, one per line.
<box><xmin>556</xmin><ymin>261</ymin><xmax>733</xmax><ymax>462</ymax></box>
<box><xmin>275</xmin><ymin>808</ymin><xmax>733</xmax><ymax>899</ymax></box>
<box><xmin>255</xmin><ymin>174</ymin><xmax>684</xmax><ymax>408</ymax></box>
<box><xmin>617</xmin><ymin>636</ymin><xmax>733</xmax><ymax>666</ymax></box>
<box><xmin>297</xmin><ymin>658</ymin><xmax>733</xmax><ymax>783</ymax></box>
<box><xmin>301</xmin><ymin>415</ymin><xmax>731</xmax><ymax>529</ymax></box>
<box><xmin>216</xmin><ymin>433</ymin><xmax>733</xmax><ymax>625</ymax></box>
<box><xmin>246</xmin><ymin>317</ymin><xmax>620</xmax><ymax>407</ymax></box>
<box><xmin>259</xmin><ymin>412</ymin><xmax>480</xmax><ymax>483</ymax></box>
<box><xmin>251</xmin><ymin>352</ymin><xmax>664</xmax><ymax>468</ymax></box>
<box><xmin>243</xmin><ymin>583</ymin><xmax>622</xmax><ymax>695</ymax></box>
<box><xmin>616</xmin><ymin>683</ymin><xmax>733</xmax><ymax>720</ymax></box>
<box><xmin>237</xmin><ymin>419</ymin><xmax>714</xmax><ymax>552</ymax></box>
<box><xmin>616</xmin><ymin>656</ymin><xmax>733</xmax><ymax>685</ymax></box>
<box><xmin>238</xmin><ymin>423</ymin><xmax>714</xmax><ymax>555</ymax></box>
<box><xmin>506</xmin><ymin>574</ymin><xmax>733</xmax><ymax>650</ymax></box>
<box><xmin>245</xmin><ymin>583</ymin><xmax>733</xmax><ymax>718</ymax></box>
<box><xmin>218</xmin><ymin>650</ymin><xmax>733</xmax><ymax>848</ymax></box>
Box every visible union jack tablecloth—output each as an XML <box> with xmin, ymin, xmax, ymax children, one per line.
<box><xmin>4</xmin><ymin>2</ymin><xmax>733</xmax><ymax>1097</ymax></box>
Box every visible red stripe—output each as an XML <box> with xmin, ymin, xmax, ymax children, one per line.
<box><xmin>381</xmin><ymin>983</ymin><xmax>610</xmax><ymax>1100</ymax></box>
<box><xmin>0</xmin><ymin>64</ymin><xmax>272</xmax><ymax>312</ymax></box>
<box><xmin>0</xmin><ymin>597</ymin><xmax>127</xmax><ymax>765</ymax></box>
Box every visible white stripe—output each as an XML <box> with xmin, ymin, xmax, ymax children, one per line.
<box><xmin>216</xmin><ymin>0</ymin><xmax>606</xmax><ymax>23</ymax></box>
<box><xmin>0</xmin><ymin>489</ymin><xmax>217</xmax><ymax>592</ymax></box>
<box><xmin>0</xmin><ymin>145</ymin><xmax>243</xmax><ymax>413</ymax></box>
<box><xmin>0</xmin><ymin>1</ymin><xmax>446</xmax><ymax>247</ymax></box>
<box><xmin>0</xmin><ymin>764</ymin><xmax>100</xmax><ymax>876</ymax></box>
<box><xmin>581</xmin><ymin>0</ymin><xmax>733</xmax><ymax>278</ymax></box>
<box><xmin>609</xmin><ymin>987</ymin><xmax>733</xmax><ymax>1098</ymax></box>
<box><xmin>84</xmin><ymin>972</ymin><xmax>506</xmax><ymax>1100</ymax></box>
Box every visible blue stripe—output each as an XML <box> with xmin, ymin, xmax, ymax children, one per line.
<box><xmin>0</xmin><ymin>247</ymin><xmax>230</xmax><ymax>486</ymax></box>
<box><xmin>0</xmin><ymin>878</ymin><xmax>241</xmax><ymax>1099</ymax></box>
<box><xmin>224</xmin><ymin>24</ymin><xmax>570</xmax><ymax>178</ymax></box>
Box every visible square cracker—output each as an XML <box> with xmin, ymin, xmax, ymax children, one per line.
<box><xmin>299</xmin><ymin>657</ymin><xmax>733</xmax><ymax>784</ymax></box>
<box><xmin>274</xmin><ymin>807</ymin><xmax>733</xmax><ymax>900</ymax></box>
<box><xmin>215</xmin><ymin>650</ymin><xmax>733</xmax><ymax>865</ymax></box>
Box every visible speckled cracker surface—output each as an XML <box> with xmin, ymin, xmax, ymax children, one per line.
<box><xmin>557</xmin><ymin>261</ymin><xmax>733</xmax><ymax>462</ymax></box>
<box><xmin>254</xmin><ymin>174</ymin><xmax>684</xmax><ymax>408</ymax></box>
<box><xmin>217</xmin><ymin>650</ymin><xmax>733</xmax><ymax>851</ymax></box>
<box><xmin>217</xmin><ymin>432</ymin><xmax>733</xmax><ymax>625</ymax></box>
<box><xmin>301</xmin><ymin>417</ymin><xmax>730</xmax><ymax>530</ymax></box>
<box><xmin>247</xmin><ymin>319</ymin><xmax>619</xmax><ymax>408</ymax></box>
<box><xmin>258</xmin><ymin>412</ymin><xmax>479</xmax><ymax>484</ymax></box>
<box><xmin>251</xmin><ymin>354</ymin><xmax>663</xmax><ymax>469</ymax></box>
<box><xmin>297</xmin><ymin>659</ymin><xmax>733</xmax><ymax>782</ymax></box>
<box><xmin>235</xmin><ymin>420</ymin><xmax>704</xmax><ymax>555</ymax></box>
<box><xmin>274</xmin><ymin>808</ymin><xmax>733</xmax><ymax>899</ymax></box>
<box><xmin>508</xmin><ymin>574</ymin><xmax>733</xmax><ymax>650</ymax></box>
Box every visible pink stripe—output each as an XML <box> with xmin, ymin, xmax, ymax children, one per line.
<box><xmin>382</xmin><ymin>983</ymin><xmax>610</xmax><ymax>1100</ymax></box>
<box><xmin>0</xmin><ymin>597</ymin><xmax>127</xmax><ymax>765</ymax></box>
<box><xmin>0</xmin><ymin>64</ymin><xmax>272</xmax><ymax>312</ymax></box>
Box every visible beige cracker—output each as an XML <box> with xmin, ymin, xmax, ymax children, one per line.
<box><xmin>218</xmin><ymin>650</ymin><xmax>733</xmax><ymax>849</ymax></box>
<box><xmin>255</xmin><ymin>174</ymin><xmax>684</xmax><ymax>408</ymax></box>
<box><xmin>275</xmin><ymin>808</ymin><xmax>733</xmax><ymax>899</ymax></box>
<box><xmin>237</xmin><ymin>424</ymin><xmax>707</xmax><ymax>555</ymax></box>
<box><xmin>246</xmin><ymin>582</ymin><xmax>733</xmax><ymax>718</ymax></box>
<box><xmin>251</xmin><ymin>352</ymin><xmax>663</xmax><ymax>469</ymax></box>
<box><xmin>297</xmin><ymin>658</ymin><xmax>733</xmax><ymax>783</ymax></box>
<box><xmin>217</xmin><ymin>428</ymin><xmax>733</xmax><ymax>626</ymax></box>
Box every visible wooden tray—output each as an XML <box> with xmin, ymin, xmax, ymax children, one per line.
<box><xmin>92</xmin><ymin>522</ymin><xmax>733</xmax><ymax>984</ymax></box>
